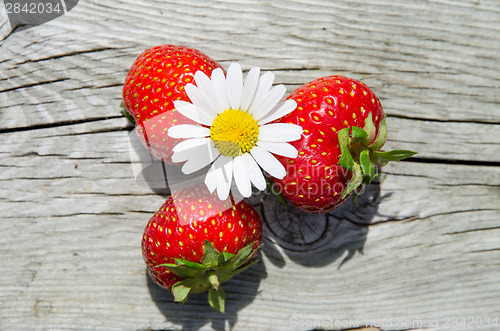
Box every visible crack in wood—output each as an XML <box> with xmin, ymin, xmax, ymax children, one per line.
<box><xmin>67</xmin><ymin>156</ymin><xmax>107</xmax><ymax>160</ymax></box>
<box><xmin>125</xmin><ymin>210</ymin><xmax>157</xmax><ymax>214</ymax></box>
<box><xmin>0</xmin><ymin>100</ymin><xmax>57</xmax><ymax>110</ymax></box>
<box><xmin>408</xmin><ymin>156</ymin><xmax>500</xmax><ymax>167</ymax></box>
<box><xmin>379</xmin><ymin>171</ymin><xmax>434</xmax><ymax>179</ymax></box>
<box><xmin>388</xmin><ymin>113</ymin><xmax>500</xmax><ymax>125</ymax></box>
<box><xmin>441</xmin><ymin>182</ymin><xmax>500</xmax><ymax>188</ymax></box>
<box><xmin>16</xmin><ymin>152</ymin><xmax>66</xmax><ymax>157</ymax></box>
<box><xmin>51</xmin><ymin>212</ymin><xmax>125</xmax><ymax>217</ymax></box>
<box><xmin>445</xmin><ymin>224</ymin><xmax>500</xmax><ymax>236</ymax></box>
<box><xmin>0</xmin><ymin>116</ymin><xmax>124</xmax><ymax>134</ymax></box>
<box><xmin>50</xmin><ymin>127</ymin><xmax>132</xmax><ymax>137</ymax></box>
<box><xmin>0</xmin><ymin>176</ymin><xmax>83</xmax><ymax>181</ymax></box>
<box><xmin>470</xmin><ymin>247</ymin><xmax>500</xmax><ymax>253</ymax></box>
<box><xmin>13</xmin><ymin>47</ymin><xmax>130</xmax><ymax>65</ymax></box>
<box><xmin>74</xmin><ymin>192</ymin><xmax>159</xmax><ymax>197</ymax></box>
<box><xmin>0</xmin><ymin>78</ymin><xmax>69</xmax><ymax>93</ymax></box>
<box><xmin>382</xmin><ymin>208</ymin><xmax>497</xmax><ymax>226</ymax></box>
<box><xmin>261</xmin><ymin>197</ymin><xmax>330</xmax><ymax>250</ymax></box>
<box><xmin>355</xmin><ymin>207</ymin><xmax>498</xmax><ymax>228</ymax></box>
<box><xmin>62</xmin><ymin>82</ymin><xmax>124</xmax><ymax>92</ymax></box>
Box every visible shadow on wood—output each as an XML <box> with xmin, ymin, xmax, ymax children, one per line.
<box><xmin>261</xmin><ymin>180</ymin><xmax>384</xmax><ymax>268</ymax></box>
<box><xmin>146</xmin><ymin>256</ymin><xmax>267</xmax><ymax>331</ymax></box>
<box><xmin>128</xmin><ymin>129</ymin><xmax>220</xmax><ymax>199</ymax></box>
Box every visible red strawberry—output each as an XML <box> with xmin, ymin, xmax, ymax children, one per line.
<box><xmin>273</xmin><ymin>76</ymin><xmax>416</xmax><ymax>213</ymax></box>
<box><xmin>122</xmin><ymin>45</ymin><xmax>223</xmax><ymax>162</ymax></box>
<box><xmin>142</xmin><ymin>185</ymin><xmax>262</xmax><ymax>312</ymax></box>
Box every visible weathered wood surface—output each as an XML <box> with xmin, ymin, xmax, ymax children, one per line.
<box><xmin>1</xmin><ymin>0</ymin><xmax>499</xmax><ymax>330</ymax></box>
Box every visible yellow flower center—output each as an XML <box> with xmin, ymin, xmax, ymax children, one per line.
<box><xmin>210</xmin><ymin>108</ymin><xmax>259</xmax><ymax>157</ymax></box>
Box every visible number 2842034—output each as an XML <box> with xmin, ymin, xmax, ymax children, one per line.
<box><xmin>6</xmin><ymin>2</ymin><xmax>62</xmax><ymax>14</ymax></box>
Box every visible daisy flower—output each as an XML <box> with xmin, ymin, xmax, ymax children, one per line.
<box><xmin>167</xmin><ymin>63</ymin><xmax>303</xmax><ymax>200</ymax></box>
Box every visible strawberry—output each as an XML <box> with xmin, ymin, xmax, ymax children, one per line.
<box><xmin>272</xmin><ymin>76</ymin><xmax>416</xmax><ymax>213</ymax></box>
<box><xmin>122</xmin><ymin>45</ymin><xmax>223</xmax><ymax>162</ymax></box>
<box><xmin>141</xmin><ymin>184</ymin><xmax>262</xmax><ymax>312</ymax></box>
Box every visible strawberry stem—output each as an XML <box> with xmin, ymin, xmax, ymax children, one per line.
<box><xmin>208</xmin><ymin>271</ymin><xmax>220</xmax><ymax>290</ymax></box>
<box><xmin>266</xmin><ymin>179</ymin><xmax>288</xmax><ymax>206</ymax></box>
<box><xmin>341</xmin><ymin>162</ymin><xmax>363</xmax><ymax>200</ymax></box>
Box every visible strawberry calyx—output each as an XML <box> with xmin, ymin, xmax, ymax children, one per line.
<box><xmin>159</xmin><ymin>240</ymin><xmax>261</xmax><ymax>313</ymax></box>
<box><xmin>338</xmin><ymin>113</ymin><xmax>417</xmax><ymax>201</ymax></box>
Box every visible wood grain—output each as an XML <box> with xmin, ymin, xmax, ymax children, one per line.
<box><xmin>1</xmin><ymin>0</ymin><xmax>499</xmax><ymax>330</ymax></box>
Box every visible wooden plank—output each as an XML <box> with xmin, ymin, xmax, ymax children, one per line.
<box><xmin>2</xmin><ymin>114</ymin><xmax>498</xmax><ymax>169</ymax></box>
<box><xmin>1</xmin><ymin>0</ymin><xmax>500</xmax><ymax>330</ymax></box>
<box><xmin>0</xmin><ymin>120</ymin><xmax>499</xmax><ymax>330</ymax></box>
<box><xmin>1</xmin><ymin>0</ymin><xmax>499</xmax><ymax>129</ymax></box>
<box><xmin>385</xmin><ymin>116</ymin><xmax>500</xmax><ymax>163</ymax></box>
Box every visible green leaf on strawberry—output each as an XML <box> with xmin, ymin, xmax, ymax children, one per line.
<box><xmin>171</xmin><ymin>279</ymin><xmax>194</xmax><ymax>303</ymax></box>
<box><xmin>342</xmin><ymin>162</ymin><xmax>364</xmax><ymax>200</ymax></box>
<box><xmin>202</xmin><ymin>241</ymin><xmax>221</xmax><ymax>268</ymax></box>
<box><xmin>337</xmin><ymin>128</ymin><xmax>355</xmax><ymax>172</ymax></box>
<box><xmin>373</xmin><ymin>150</ymin><xmax>418</xmax><ymax>162</ymax></box>
<box><xmin>362</xmin><ymin>112</ymin><xmax>377</xmax><ymax>144</ymax></box>
<box><xmin>336</xmin><ymin>115</ymin><xmax>417</xmax><ymax>199</ymax></box>
<box><xmin>368</xmin><ymin>114</ymin><xmax>388</xmax><ymax>151</ymax></box>
<box><xmin>350</xmin><ymin>126</ymin><xmax>369</xmax><ymax>144</ymax></box>
<box><xmin>208</xmin><ymin>285</ymin><xmax>226</xmax><ymax>313</ymax></box>
<box><xmin>163</xmin><ymin>264</ymin><xmax>199</xmax><ymax>279</ymax></box>
<box><xmin>159</xmin><ymin>240</ymin><xmax>260</xmax><ymax>312</ymax></box>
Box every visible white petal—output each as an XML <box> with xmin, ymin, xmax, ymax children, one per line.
<box><xmin>168</xmin><ymin>124</ymin><xmax>210</xmax><ymax>139</ymax></box>
<box><xmin>173</xmin><ymin>100</ymin><xmax>213</xmax><ymax>126</ymax></box>
<box><xmin>250</xmin><ymin>145</ymin><xmax>286</xmax><ymax>179</ymax></box>
<box><xmin>184</xmin><ymin>84</ymin><xmax>217</xmax><ymax>118</ymax></box>
<box><xmin>204</xmin><ymin>155</ymin><xmax>233</xmax><ymax>200</ymax></box>
<box><xmin>233</xmin><ymin>155</ymin><xmax>252</xmax><ymax>198</ymax></box>
<box><xmin>257</xmin><ymin>99</ymin><xmax>297</xmax><ymax>125</ymax></box>
<box><xmin>211</xmin><ymin>68</ymin><xmax>230</xmax><ymax>112</ymax></box>
<box><xmin>247</xmin><ymin>71</ymin><xmax>275</xmax><ymax>115</ymax></box>
<box><xmin>257</xmin><ymin>141</ymin><xmax>298</xmax><ymax>158</ymax></box>
<box><xmin>258</xmin><ymin>123</ymin><xmax>303</xmax><ymax>142</ymax></box>
<box><xmin>204</xmin><ymin>163</ymin><xmax>218</xmax><ymax>193</ymax></box>
<box><xmin>172</xmin><ymin>137</ymin><xmax>210</xmax><ymax>153</ymax></box>
<box><xmin>226</xmin><ymin>63</ymin><xmax>243</xmax><ymax>110</ymax></box>
<box><xmin>172</xmin><ymin>139</ymin><xmax>216</xmax><ymax>163</ymax></box>
<box><xmin>216</xmin><ymin>157</ymin><xmax>234</xmax><ymax>200</ymax></box>
<box><xmin>194</xmin><ymin>71</ymin><xmax>213</xmax><ymax>95</ymax></box>
<box><xmin>240</xmin><ymin>67</ymin><xmax>260</xmax><ymax>112</ymax></box>
<box><xmin>194</xmin><ymin>71</ymin><xmax>219</xmax><ymax>118</ymax></box>
<box><xmin>252</xmin><ymin>85</ymin><xmax>287</xmax><ymax>121</ymax></box>
<box><xmin>242</xmin><ymin>152</ymin><xmax>266</xmax><ymax>191</ymax></box>
<box><xmin>181</xmin><ymin>143</ymin><xmax>220</xmax><ymax>174</ymax></box>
